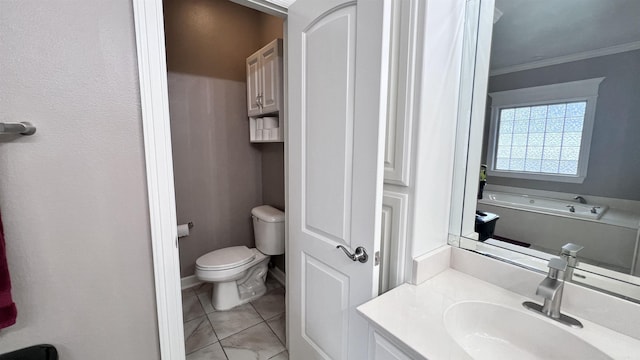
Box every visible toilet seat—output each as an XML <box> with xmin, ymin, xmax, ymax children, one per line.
<box><xmin>196</xmin><ymin>247</ymin><xmax>269</xmax><ymax>284</ymax></box>
<box><xmin>196</xmin><ymin>246</ymin><xmax>256</xmax><ymax>271</ymax></box>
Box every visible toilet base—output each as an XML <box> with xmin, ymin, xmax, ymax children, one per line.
<box><xmin>210</xmin><ymin>259</ymin><xmax>269</xmax><ymax>311</ymax></box>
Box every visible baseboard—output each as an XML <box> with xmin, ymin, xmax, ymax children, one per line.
<box><xmin>181</xmin><ymin>275</ymin><xmax>202</xmax><ymax>290</ymax></box>
<box><xmin>269</xmin><ymin>266</ymin><xmax>286</xmax><ymax>288</ymax></box>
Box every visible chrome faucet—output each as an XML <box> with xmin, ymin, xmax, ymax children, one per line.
<box><xmin>561</xmin><ymin>243</ymin><xmax>584</xmax><ymax>280</ymax></box>
<box><xmin>538</xmin><ymin>257</ymin><xmax>566</xmax><ymax>318</ymax></box>
<box><xmin>573</xmin><ymin>195</ymin><xmax>587</xmax><ymax>204</ymax></box>
<box><xmin>523</xmin><ymin>257</ymin><xmax>583</xmax><ymax>328</ymax></box>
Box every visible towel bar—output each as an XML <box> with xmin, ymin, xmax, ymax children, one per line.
<box><xmin>0</xmin><ymin>122</ymin><xmax>36</xmax><ymax>136</ymax></box>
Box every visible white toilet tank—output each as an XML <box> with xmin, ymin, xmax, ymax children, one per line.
<box><xmin>251</xmin><ymin>205</ymin><xmax>285</xmax><ymax>255</ymax></box>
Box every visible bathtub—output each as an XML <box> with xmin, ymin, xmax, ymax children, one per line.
<box><xmin>481</xmin><ymin>191</ymin><xmax>608</xmax><ymax>220</ymax></box>
<box><xmin>477</xmin><ymin>190</ymin><xmax>639</xmax><ymax>274</ymax></box>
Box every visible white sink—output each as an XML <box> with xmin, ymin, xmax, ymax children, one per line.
<box><xmin>444</xmin><ymin>301</ymin><xmax>611</xmax><ymax>360</ymax></box>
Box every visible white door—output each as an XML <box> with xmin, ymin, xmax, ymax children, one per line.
<box><xmin>287</xmin><ymin>0</ymin><xmax>391</xmax><ymax>358</ymax></box>
<box><xmin>246</xmin><ymin>53</ymin><xmax>261</xmax><ymax>116</ymax></box>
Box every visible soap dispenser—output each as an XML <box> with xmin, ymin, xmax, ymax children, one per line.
<box><xmin>478</xmin><ymin>164</ymin><xmax>487</xmax><ymax>199</ymax></box>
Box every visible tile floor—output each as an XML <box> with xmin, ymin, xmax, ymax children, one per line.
<box><xmin>182</xmin><ymin>275</ymin><xmax>287</xmax><ymax>360</ymax></box>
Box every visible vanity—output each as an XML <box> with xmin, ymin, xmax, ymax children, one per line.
<box><xmin>357</xmin><ymin>0</ymin><xmax>640</xmax><ymax>354</ymax></box>
<box><xmin>358</xmin><ymin>247</ymin><xmax>640</xmax><ymax>359</ymax></box>
<box><xmin>358</xmin><ymin>0</ymin><xmax>640</xmax><ymax>357</ymax></box>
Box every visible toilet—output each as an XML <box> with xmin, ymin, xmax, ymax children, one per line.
<box><xmin>195</xmin><ymin>205</ymin><xmax>285</xmax><ymax>311</ymax></box>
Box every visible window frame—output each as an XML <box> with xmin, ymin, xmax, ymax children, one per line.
<box><xmin>486</xmin><ymin>77</ymin><xmax>604</xmax><ymax>183</ymax></box>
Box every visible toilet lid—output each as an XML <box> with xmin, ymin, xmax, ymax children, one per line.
<box><xmin>196</xmin><ymin>246</ymin><xmax>256</xmax><ymax>270</ymax></box>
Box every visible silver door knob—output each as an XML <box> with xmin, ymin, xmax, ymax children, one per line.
<box><xmin>336</xmin><ymin>245</ymin><xmax>368</xmax><ymax>263</ymax></box>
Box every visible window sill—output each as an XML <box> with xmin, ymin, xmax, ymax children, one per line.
<box><xmin>487</xmin><ymin>169</ymin><xmax>585</xmax><ymax>183</ymax></box>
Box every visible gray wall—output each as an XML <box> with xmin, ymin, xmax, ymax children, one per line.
<box><xmin>168</xmin><ymin>73</ymin><xmax>264</xmax><ymax>277</ymax></box>
<box><xmin>165</xmin><ymin>0</ymin><xmax>285</xmax><ymax>277</ymax></box>
<box><xmin>261</xmin><ymin>144</ymin><xmax>285</xmax><ymax>211</ymax></box>
<box><xmin>0</xmin><ymin>1</ymin><xmax>160</xmax><ymax>358</ymax></box>
<box><xmin>168</xmin><ymin>76</ymin><xmax>286</xmax><ymax>277</ymax></box>
<box><xmin>261</xmin><ymin>143</ymin><xmax>285</xmax><ymax>270</ymax></box>
<box><xmin>483</xmin><ymin>50</ymin><xmax>640</xmax><ymax>200</ymax></box>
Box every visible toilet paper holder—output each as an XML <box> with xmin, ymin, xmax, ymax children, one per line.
<box><xmin>177</xmin><ymin>222</ymin><xmax>194</xmax><ymax>239</ymax></box>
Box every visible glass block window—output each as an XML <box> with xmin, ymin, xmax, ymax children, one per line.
<box><xmin>487</xmin><ymin>78</ymin><xmax>603</xmax><ymax>183</ymax></box>
<box><xmin>494</xmin><ymin>101</ymin><xmax>586</xmax><ymax>175</ymax></box>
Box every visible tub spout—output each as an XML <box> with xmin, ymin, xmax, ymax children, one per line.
<box><xmin>573</xmin><ymin>195</ymin><xmax>587</xmax><ymax>204</ymax></box>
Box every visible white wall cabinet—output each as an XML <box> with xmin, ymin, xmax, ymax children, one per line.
<box><xmin>246</xmin><ymin>38</ymin><xmax>283</xmax><ymax>116</ymax></box>
<box><xmin>247</xmin><ymin>38</ymin><xmax>283</xmax><ymax>142</ymax></box>
<box><xmin>246</xmin><ymin>54</ymin><xmax>262</xmax><ymax>116</ymax></box>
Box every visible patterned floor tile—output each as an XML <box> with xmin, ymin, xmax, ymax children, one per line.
<box><xmin>186</xmin><ymin>341</ymin><xmax>227</xmax><ymax>360</ymax></box>
<box><xmin>265</xmin><ymin>275</ymin><xmax>283</xmax><ymax>292</ymax></box>
<box><xmin>195</xmin><ymin>282</ymin><xmax>213</xmax><ymax>295</ymax></box>
<box><xmin>266</xmin><ymin>313</ymin><xmax>285</xmax><ymax>345</ymax></box>
<box><xmin>220</xmin><ymin>323</ymin><xmax>285</xmax><ymax>360</ymax></box>
<box><xmin>183</xmin><ymin>292</ymin><xmax>206</xmax><ymax>322</ymax></box>
<box><xmin>182</xmin><ymin>288</ymin><xmax>195</xmax><ymax>300</ymax></box>
<box><xmin>184</xmin><ymin>316</ymin><xmax>218</xmax><ymax>354</ymax></box>
<box><xmin>269</xmin><ymin>350</ymin><xmax>288</xmax><ymax>360</ymax></box>
<box><xmin>197</xmin><ymin>291</ymin><xmax>216</xmax><ymax>314</ymax></box>
<box><xmin>251</xmin><ymin>288</ymin><xmax>285</xmax><ymax>320</ymax></box>
<box><xmin>207</xmin><ymin>303</ymin><xmax>263</xmax><ymax>340</ymax></box>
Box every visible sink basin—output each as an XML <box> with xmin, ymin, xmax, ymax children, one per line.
<box><xmin>444</xmin><ymin>301</ymin><xmax>611</xmax><ymax>360</ymax></box>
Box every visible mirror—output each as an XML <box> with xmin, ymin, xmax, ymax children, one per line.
<box><xmin>457</xmin><ymin>0</ymin><xmax>640</xmax><ymax>301</ymax></box>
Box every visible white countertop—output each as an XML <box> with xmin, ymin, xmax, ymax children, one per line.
<box><xmin>357</xmin><ymin>269</ymin><xmax>640</xmax><ymax>359</ymax></box>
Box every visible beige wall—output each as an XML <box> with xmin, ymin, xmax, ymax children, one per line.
<box><xmin>164</xmin><ymin>0</ymin><xmax>284</xmax><ymax>276</ymax></box>
<box><xmin>164</xmin><ymin>0</ymin><xmax>284</xmax><ymax>81</ymax></box>
<box><xmin>259</xmin><ymin>14</ymin><xmax>286</xmax><ymax>47</ymax></box>
<box><xmin>0</xmin><ymin>1</ymin><xmax>159</xmax><ymax>359</ymax></box>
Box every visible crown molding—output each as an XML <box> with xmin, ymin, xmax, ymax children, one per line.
<box><xmin>228</xmin><ymin>0</ymin><xmax>291</xmax><ymax>17</ymax></box>
<box><xmin>268</xmin><ymin>0</ymin><xmax>296</xmax><ymax>7</ymax></box>
<box><xmin>490</xmin><ymin>41</ymin><xmax>640</xmax><ymax>76</ymax></box>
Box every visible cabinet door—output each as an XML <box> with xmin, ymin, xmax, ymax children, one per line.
<box><xmin>259</xmin><ymin>39</ymin><xmax>282</xmax><ymax>114</ymax></box>
<box><xmin>370</xmin><ymin>331</ymin><xmax>413</xmax><ymax>360</ymax></box>
<box><xmin>246</xmin><ymin>53</ymin><xmax>261</xmax><ymax>116</ymax></box>
<box><xmin>379</xmin><ymin>190</ymin><xmax>408</xmax><ymax>294</ymax></box>
<box><xmin>384</xmin><ymin>0</ymin><xmax>416</xmax><ymax>186</ymax></box>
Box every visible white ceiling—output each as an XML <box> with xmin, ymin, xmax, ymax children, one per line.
<box><xmin>491</xmin><ymin>0</ymin><xmax>640</xmax><ymax>70</ymax></box>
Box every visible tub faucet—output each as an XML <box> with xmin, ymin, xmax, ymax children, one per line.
<box><xmin>523</xmin><ymin>257</ymin><xmax>583</xmax><ymax>328</ymax></box>
<box><xmin>573</xmin><ymin>195</ymin><xmax>587</xmax><ymax>204</ymax></box>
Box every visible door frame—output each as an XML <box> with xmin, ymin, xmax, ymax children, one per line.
<box><xmin>132</xmin><ymin>0</ymin><xmax>288</xmax><ymax>358</ymax></box>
